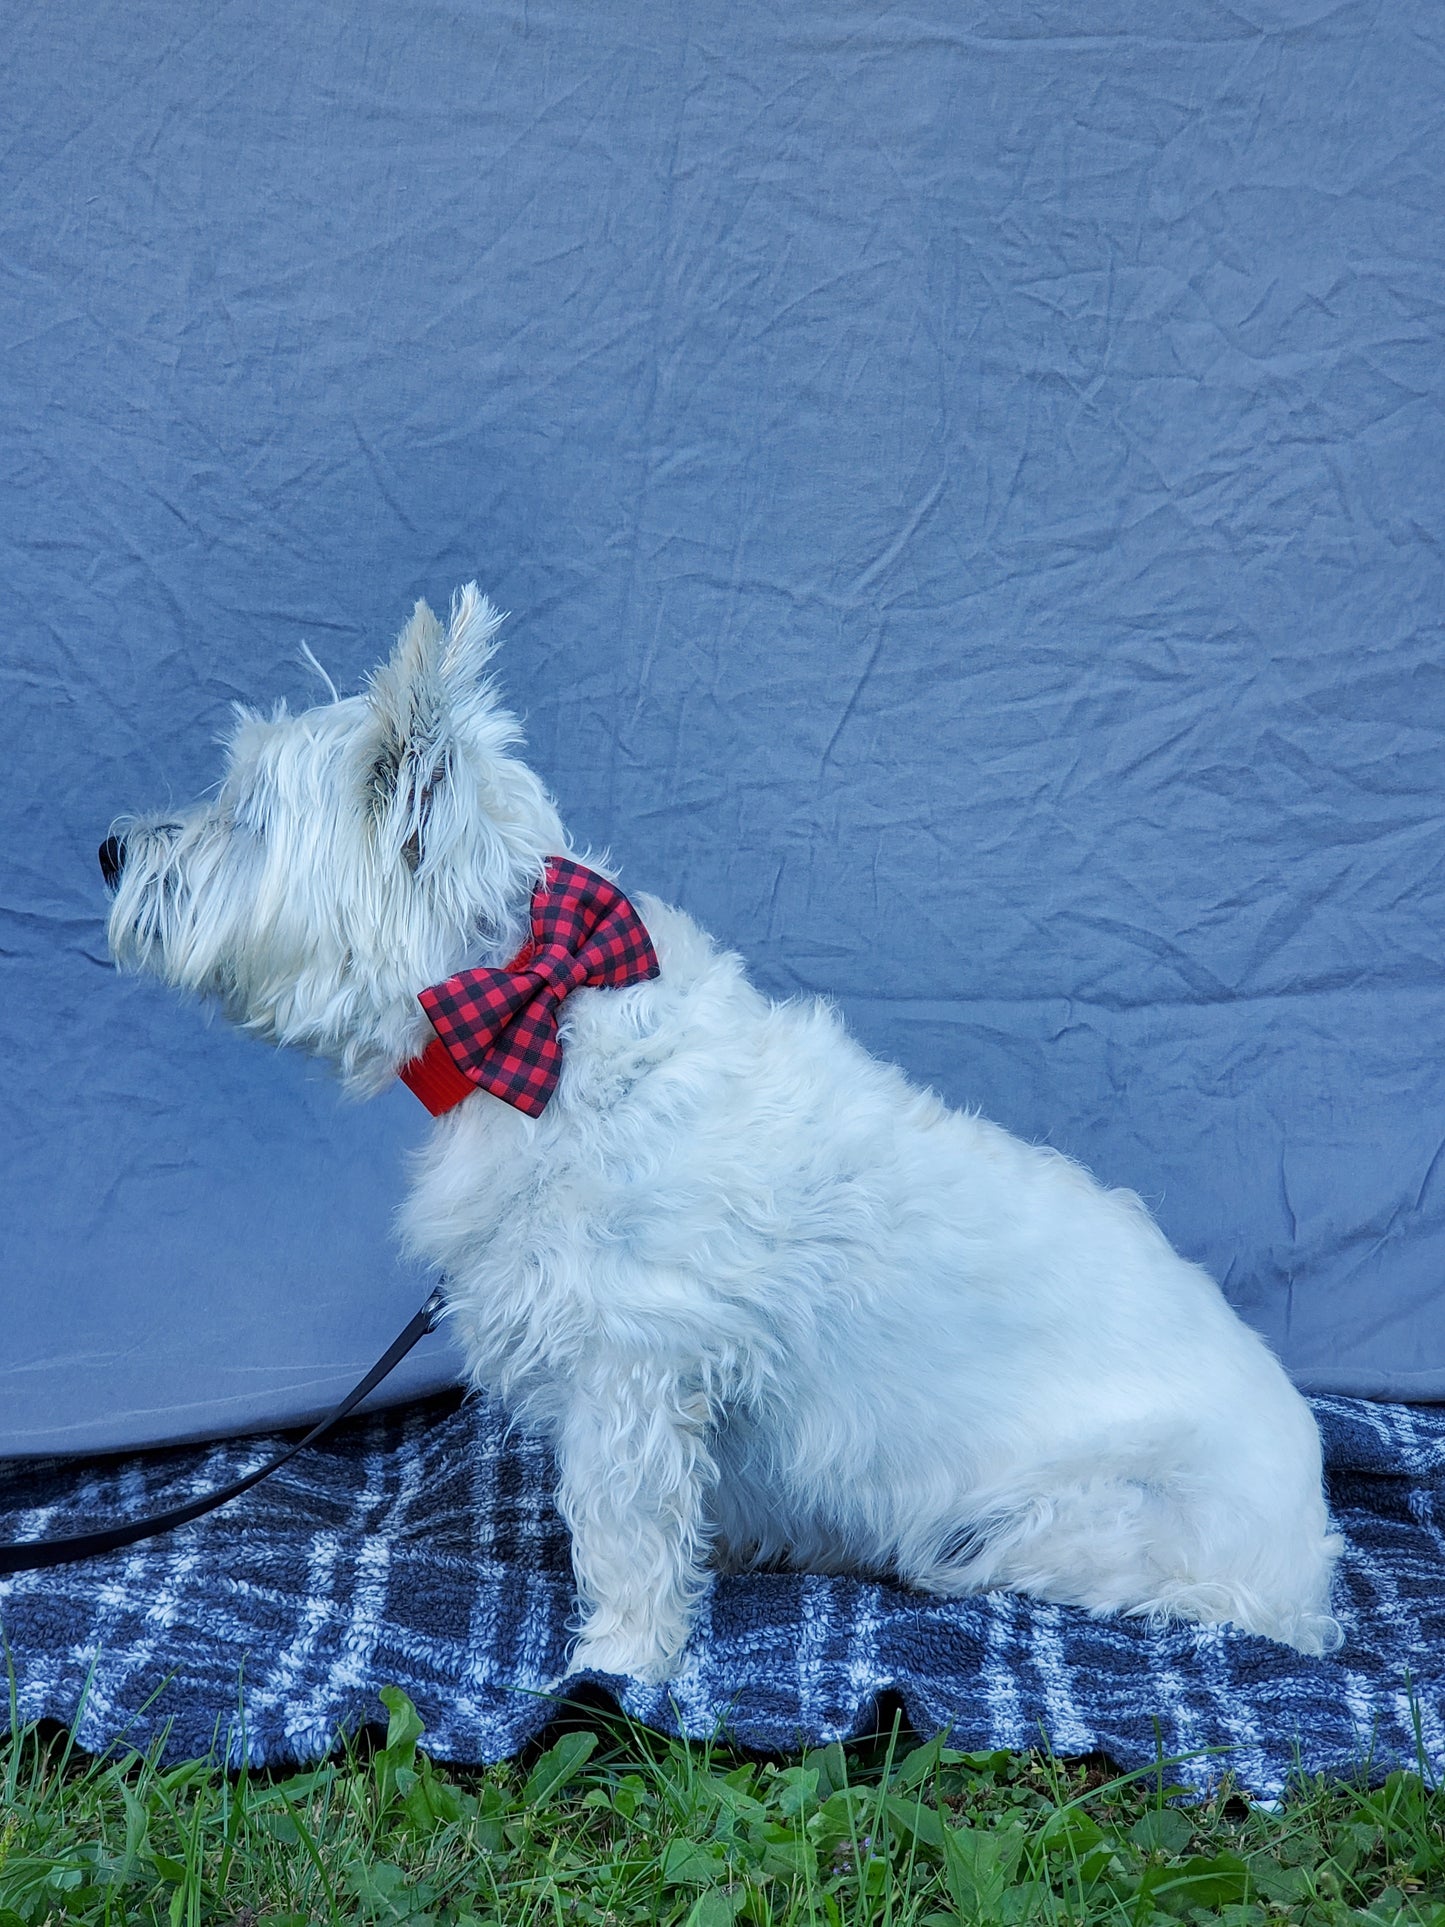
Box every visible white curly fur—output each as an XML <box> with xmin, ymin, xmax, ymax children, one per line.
<box><xmin>106</xmin><ymin>585</ymin><xmax>1342</xmax><ymax>1680</ymax></box>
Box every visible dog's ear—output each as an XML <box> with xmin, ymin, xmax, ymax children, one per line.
<box><xmin>370</xmin><ymin>587</ymin><xmax>505</xmax><ymax>745</ymax></box>
<box><xmin>368</xmin><ymin>599</ymin><xmax>451</xmax><ymax>868</ymax></box>
<box><xmin>367</xmin><ymin>586</ymin><xmax>506</xmax><ymax>871</ymax></box>
<box><xmin>443</xmin><ymin>581</ymin><xmax>506</xmax><ymax>687</ymax></box>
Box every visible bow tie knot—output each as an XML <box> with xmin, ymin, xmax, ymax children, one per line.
<box><xmin>400</xmin><ymin>859</ymin><xmax>660</xmax><ymax>1118</ymax></box>
<box><xmin>530</xmin><ymin>943</ymin><xmax>592</xmax><ymax>997</ymax></box>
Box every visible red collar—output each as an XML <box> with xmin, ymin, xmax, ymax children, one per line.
<box><xmin>398</xmin><ymin>936</ymin><xmax>534</xmax><ymax>1116</ymax></box>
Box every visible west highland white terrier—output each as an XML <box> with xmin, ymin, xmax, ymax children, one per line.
<box><xmin>103</xmin><ymin>586</ymin><xmax>1342</xmax><ymax>1679</ymax></box>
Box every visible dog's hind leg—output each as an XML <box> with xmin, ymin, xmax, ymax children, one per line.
<box><xmin>901</xmin><ymin>1458</ymin><xmax>1341</xmax><ymax>1655</ymax></box>
<box><xmin>553</xmin><ymin>1359</ymin><xmax>718</xmax><ymax>1684</ymax></box>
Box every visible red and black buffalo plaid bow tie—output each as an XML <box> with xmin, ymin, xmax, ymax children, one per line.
<box><xmin>398</xmin><ymin>858</ymin><xmax>660</xmax><ymax>1118</ymax></box>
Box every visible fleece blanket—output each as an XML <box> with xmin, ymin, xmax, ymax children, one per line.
<box><xmin>2</xmin><ymin>1393</ymin><xmax>1441</xmax><ymax>1797</ymax></box>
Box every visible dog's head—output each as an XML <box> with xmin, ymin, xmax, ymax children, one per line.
<box><xmin>104</xmin><ymin>585</ymin><xmax>564</xmax><ymax>1088</ymax></box>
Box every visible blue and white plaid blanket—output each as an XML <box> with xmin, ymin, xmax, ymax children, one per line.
<box><xmin>2</xmin><ymin>1394</ymin><xmax>1442</xmax><ymax>1795</ymax></box>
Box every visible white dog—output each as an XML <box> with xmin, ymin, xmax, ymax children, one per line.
<box><xmin>104</xmin><ymin>586</ymin><xmax>1341</xmax><ymax>1679</ymax></box>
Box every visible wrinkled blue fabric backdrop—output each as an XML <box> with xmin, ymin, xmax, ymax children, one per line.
<box><xmin>3</xmin><ymin>0</ymin><xmax>1443</xmax><ymax>1453</ymax></box>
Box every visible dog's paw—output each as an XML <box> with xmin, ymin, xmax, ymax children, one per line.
<box><xmin>565</xmin><ymin>1631</ymin><xmax>679</xmax><ymax>1685</ymax></box>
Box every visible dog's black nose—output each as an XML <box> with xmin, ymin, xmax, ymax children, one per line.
<box><xmin>98</xmin><ymin>835</ymin><xmax>126</xmax><ymax>890</ymax></box>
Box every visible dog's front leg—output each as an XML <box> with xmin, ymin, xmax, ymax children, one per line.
<box><xmin>554</xmin><ymin>1360</ymin><xmax>716</xmax><ymax>1684</ymax></box>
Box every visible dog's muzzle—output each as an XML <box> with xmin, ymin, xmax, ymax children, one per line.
<box><xmin>99</xmin><ymin>835</ymin><xmax>126</xmax><ymax>891</ymax></box>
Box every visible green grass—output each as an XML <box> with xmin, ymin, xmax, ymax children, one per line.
<box><xmin>1</xmin><ymin>1685</ymin><xmax>1442</xmax><ymax>1927</ymax></box>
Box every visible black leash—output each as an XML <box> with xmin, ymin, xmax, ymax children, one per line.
<box><xmin>0</xmin><ymin>1286</ymin><xmax>447</xmax><ymax>1575</ymax></box>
